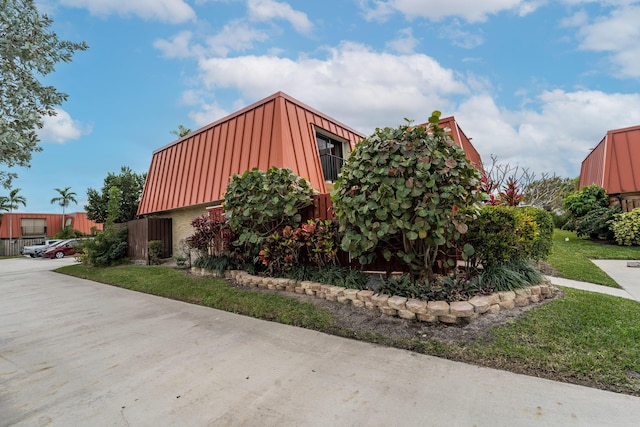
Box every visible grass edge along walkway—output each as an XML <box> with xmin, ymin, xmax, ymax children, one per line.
<box><xmin>546</xmin><ymin>229</ymin><xmax>640</xmax><ymax>288</ymax></box>
<box><xmin>57</xmin><ymin>264</ymin><xmax>640</xmax><ymax>397</ymax></box>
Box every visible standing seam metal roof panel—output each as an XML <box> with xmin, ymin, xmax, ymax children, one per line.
<box><xmin>579</xmin><ymin>125</ymin><xmax>640</xmax><ymax>194</ymax></box>
<box><xmin>137</xmin><ymin>92</ymin><xmax>365</xmax><ymax>215</ymax></box>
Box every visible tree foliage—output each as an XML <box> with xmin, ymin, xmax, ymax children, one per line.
<box><xmin>563</xmin><ymin>185</ymin><xmax>609</xmax><ymax>218</ymax></box>
<box><xmin>50</xmin><ymin>186</ymin><xmax>77</xmax><ymax>227</ymax></box>
<box><xmin>170</xmin><ymin>124</ymin><xmax>192</xmax><ymax>138</ymax></box>
<box><xmin>332</xmin><ymin>112</ymin><xmax>484</xmax><ymax>280</ymax></box>
<box><xmin>1</xmin><ymin>188</ymin><xmax>26</xmax><ymax>241</ymax></box>
<box><xmin>86</xmin><ymin>166</ymin><xmax>146</xmax><ymax>224</ymax></box>
<box><xmin>84</xmin><ymin>187</ymin><xmax>128</xmax><ymax>266</ymax></box>
<box><xmin>0</xmin><ymin>0</ymin><xmax>88</xmax><ymax>187</ymax></box>
<box><xmin>223</xmin><ymin>167</ymin><xmax>315</xmax><ymax>261</ymax></box>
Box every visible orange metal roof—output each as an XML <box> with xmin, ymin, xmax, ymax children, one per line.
<box><xmin>418</xmin><ymin>116</ymin><xmax>484</xmax><ymax>172</ymax></box>
<box><xmin>138</xmin><ymin>91</ymin><xmax>365</xmax><ymax>215</ymax></box>
<box><xmin>138</xmin><ymin>93</ymin><xmax>485</xmax><ymax>216</ymax></box>
<box><xmin>0</xmin><ymin>212</ymin><xmax>102</xmax><ymax>239</ymax></box>
<box><xmin>579</xmin><ymin>125</ymin><xmax>640</xmax><ymax>195</ymax></box>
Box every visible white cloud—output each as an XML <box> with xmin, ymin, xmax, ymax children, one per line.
<box><xmin>360</xmin><ymin>0</ymin><xmax>539</xmax><ymax>23</ymax></box>
<box><xmin>385</xmin><ymin>27</ymin><xmax>419</xmax><ymax>53</ymax></box>
<box><xmin>457</xmin><ymin>90</ymin><xmax>640</xmax><ymax>177</ymax></box>
<box><xmin>154</xmin><ymin>31</ymin><xmax>198</xmax><ymax>58</ymax></box>
<box><xmin>189</xmin><ymin>101</ymin><xmax>232</xmax><ymax>127</ymax></box>
<box><xmin>59</xmin><ymin>0</ymin><xmax>196</xmax><ymax>24</ymax></box>
<box><xmin>247</xmin><ymin>0</ymin><xmax>313</xmax><ymax>34</ymax></box>
<box><xmin>438</xmin><ymin>20</ymin><xmax>485</xmax><ymax>49</ymax></box>
<box><xmin>38</xmin><ymin>109</ymin><xmax>92</xmax><ymax>144</ymax></box>
<box><xmin>575</xmin><ymin>5</ymin><xmax>640</xmax><ymax>77</ymax></box>
<box><xmin>155</xmin><ymin>22</ymin><xmax>270</xmax><ymax>59</ymax></box>
<box><xmin>195</xmin><ymin>42</ymin><xmax>469</xmax><ymax>132</ymax></box>
<box><xmin>205</xmin><ymin>20</ymin><xmax>269</xmax><ymax>56</ymax></box>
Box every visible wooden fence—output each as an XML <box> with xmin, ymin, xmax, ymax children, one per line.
<box><xmin>0</xmin><ymin>238</ymin><xmax>49</xmax><ymax>257</ymax></box>
<box><xmin>126</xmin><ymin>218</ymin><xmax>173</xmax><ymax>261</ymax></box>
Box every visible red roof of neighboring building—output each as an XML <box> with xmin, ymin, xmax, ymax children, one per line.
<box><xmin>138</xmin><ymin>91</ymin><xmax>365</xmax><ymax>215</ymax></box>
<box><xmin>0</xmin><ymin>212</ymin><xmax>102</xmax><ymax>239</ymax></box>
<box><xmin>579</xmin><ymin>125</ymin><xmax>640</xmax><ymax>194</ymax></box>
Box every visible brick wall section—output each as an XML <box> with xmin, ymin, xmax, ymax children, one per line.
<box><xmin>156</xmin><ymin>205</ymin><xmax>211</xmax><ymax>257</ymax></box>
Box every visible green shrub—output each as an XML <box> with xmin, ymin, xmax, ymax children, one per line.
<box><xmin>148</xmin><ymin>240</ymin><xmax>162</xmax><ymax>265</ymax></box>
<box><xmin>461</xmin><ymin>206</ymin><xmax>551</xmax><ymax>270</ymax></box>
<box><xmin>284</xmin><ymin>265</ymin><xmax>369</xmax><ymax>290</ymax></box>
<box><xmin>378</xmin><ymin>274</ymin><xmax>494</xmax><ymax>303</ymax></box>
<box><xmin>478</xmin><ymin>263</ymin><xmax>528</xmax><ymax>291</ymax></box>
<box><xmin>84</xmin><ymin>186</ymin><xmax>129</xmax><ymax>267</ymax></box>
<box><xmin>83</xmin><ymin>227</ymin><xmax>128</xmax><ymax>267</ymax></box>
<box><xmin>333</xmin><ymin>111</ymin><xmax>484</xmax><ymax>281</ymax></box>
<box><xmin>461</xmin><ymin>206</ymin><xmax>523</xmax><ymax>269</ymax></box>
<box><xmin>611</xmin><ymin>208</ymin><xmax>640</xmax><ymax>246</ymax></box>
<box><xmin>519</xmin><ymin>207</ymin><xmax>554</xmax><ymax>260</ymax></box>
<box><xmin>193</xmin><ymin>255</ymin><xmax>234</xmax><ymax>273</ymax></box>
<box><xmin>563</xmin><ymin>185</ymin><xmax>609</xmax><ymax>218</ymax></box>
<box><xmin>259</xmin><ymin>220</ymin><xmax>340</xmax><ymax>276</ymax></box>
<box><xmin>224</xmin><ymin>167</ymin><xmax>315</xmax><ymax>262</ymax></box>
<box><xmin>575</xmin><ymin>206</ymin><xmax>620</xmax><ymax>240</ymax></box>
<box><xmin>53</xmin><ymin>226</ymin><xmax>85</xmax><ymax>239</ymax></box>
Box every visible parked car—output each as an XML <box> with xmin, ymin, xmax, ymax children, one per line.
<box><xmin>42</xmin><ymin>239</ymin><xmax>82</xmax><ymax>259</ymax></box>
<box><xmin>21</xmin><ymin>240</ymin><xmax>62</xmax><ymax>258</ymax></box>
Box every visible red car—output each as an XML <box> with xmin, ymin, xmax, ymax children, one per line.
<box><xmin>42</xmin><ymin>239</ymin><xmax>81</xmax><ymax>259</ymax></box>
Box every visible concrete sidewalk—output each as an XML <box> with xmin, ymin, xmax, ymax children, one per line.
<box><xmin>1</xmin><ymin>257</ymin><xmax>640</xmax><ymax>426</ymax></box>
<box><xmin>591</xmin><ymin>259</ymin><xmax>640</xmax><ymax>302</ymax></box>
<box><xmin>546</xmin><ymin>260</ymin><xmax>640</xmax><ymax>303</ymax></box>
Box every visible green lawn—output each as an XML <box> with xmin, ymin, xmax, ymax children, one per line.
<box><xmin>58</xmin><ymin>263</ymin><xmax>640</xmax><ymax>396</ymax></box>
<box><xmin>546</xmin><ymin>229</ymin><xmax>640</xmax><ymax>287</ymax></box>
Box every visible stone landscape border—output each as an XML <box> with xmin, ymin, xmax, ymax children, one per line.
<box><xmin>192</xmin><ymin>268</ymin><xmax>558</xmax><ymax>324</ymax></box>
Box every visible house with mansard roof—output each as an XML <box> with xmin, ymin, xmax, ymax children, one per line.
<box><xmin>137</xmin><ymin>91</ymin><xmax>483</xmax><ymax>256</ymax></box>
<box><xmin>579</xmin><ymin>124</ymin><xmax>640</xmax><ymax>212</ymax></box>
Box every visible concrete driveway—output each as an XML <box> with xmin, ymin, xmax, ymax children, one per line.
<box><xmin>1</xmin><ymin>257</ymin><xmax>639</xmax><ymax>426</ymax></box>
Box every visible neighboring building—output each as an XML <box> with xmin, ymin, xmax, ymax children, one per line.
<box><xmin>0</xmin><ymin>212</ymin><xmax>102</xmax><ymax>239</ymax></box>
<box><xmin>137</xmin><ymin>91</ymin><xmax>365</xmax><ymax>255</ymax></box>
<box><xmin>137</xmin><ymin>91</ymin><xmax>484</xmax><ymax>255</ymax></box>
<box><xmin>0</xmin><ymin>212</ymin><xmax>103</xmax><ymax>256</ymax></box>
<box><xmin>421</xmin><ymin>115</ymin><xmax>484</xmax><ymax>172</ymax></box>
<box><xmin>579</xmin><ymin>125</ymin><xmax>640</xmax><ymax>211</ymax></box>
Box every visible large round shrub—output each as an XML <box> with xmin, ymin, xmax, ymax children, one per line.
<box><xmin>224</xmin><ymin>167</ymin><xmax>315</xmax><ymax>260</ymax></box>
<box><xmin>611</xmin><ymin>208</ymin><xmax>640</xmax><ymax>246</ymax></box>
<box><xmin>563</xmin><ymin>185</ymin><xmax>609</xmax><ymax>218</ymax></box>
<box><xmin>332</xmin><ymin>112</ymin><xmax>484</xmax><ymax>280</ymax></box>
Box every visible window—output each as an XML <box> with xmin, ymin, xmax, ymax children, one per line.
<box><xmin>21</xmin><ymin>218</ymin><xmax>47</xmax><ymax>236</ymax></box>
<box><xmin>316</xmin><ymin>130</ymin><xmax>346</xmax><ymax>182</ymax></box>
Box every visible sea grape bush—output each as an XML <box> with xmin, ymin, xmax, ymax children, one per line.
<box><xmin>224</xmin><ymin>167</ymin><xmax>315</xmax><ymax>261</ymax></box>
<box><xmin>332</xmin><ymin>111</ymin><xmax>484</xmax><ymax>281</ymax></box>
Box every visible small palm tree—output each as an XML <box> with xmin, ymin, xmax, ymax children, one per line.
<box><xmin>51</xmin><ymin>187</ymin><xmax>78</xmax><ymax>231</ymax></box>
<box><xmin>4</xmin><ymin>189</ymin><xmax>27</xmax><ymax>242</ymax></box>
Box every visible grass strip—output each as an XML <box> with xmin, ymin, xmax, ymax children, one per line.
<box><xmin>57</xmin><ymin>264</ymin><xmax>337</xmax><ymax>331</ymax></box>
<box><xmin>546</xmin><ymin>230</ymin><xmax>640</xmax><ymax>287</ymax></box>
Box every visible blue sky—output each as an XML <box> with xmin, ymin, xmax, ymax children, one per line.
<box><xmin>7</xmin><ymin>0</ymin><xmax>640</xmax><ymax>213</ymax></box>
